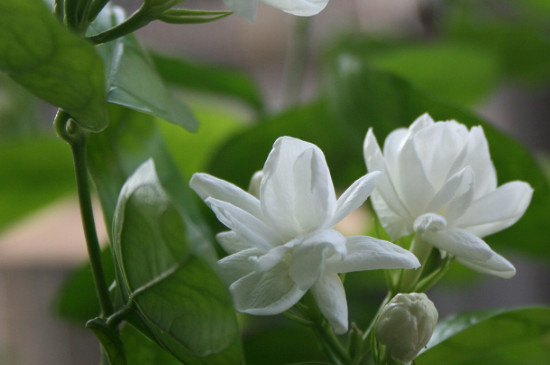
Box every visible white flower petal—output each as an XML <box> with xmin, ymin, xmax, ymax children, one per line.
<box><xmin>311</xmin><ymin>273</ymin><xmax>348</xmax><ymax>334</ymax></box>
<box><xmin>218</xmin><ymin>248</ymin><xmax>264</xmax><ymax>283</ymax></box>
<box><xmin>230</xmin><ymin>261</ymin><xmax>306</xmax><ymax>315</ymax></box>
<box><xmin>289</xmin><ymin>230</ymin><xmax>345</xmax><ymax>290</ymax></box>
<box><xmin>394</xmin><ymin>136</ymin><xmax>435</xmax><ymax>216</ymax></box>
<box><xmin>413</xmin><ymin>213</ymin><xmax>447</xmax><ymax>233</ymax></box>
<box><xmin>458</xmin><ymin>126</ymin><xmax>497</xmax><ymax>198</ymax></box>
<box><xmin>426</xmin><ymin>167</ymin><xmax>474</xmax><ymax>215</ymax></box>
<box><xmin>262</xmin><ymin>0</ymin><xmax>329</xmax><ymax>16</ymax></box>
<box><xmin>260</xmin><ymin>137</ymin><xmax>318</xmax><ymax>238</ymax></box>
<box><xmin>364</xmin><ymin>129</ymin><xmax>412</xmax><ymax>236</ymax></box>
<box><xmin>292</xmin><ymin>147</ymin><xmax>336</xmax><ymax>232</ymax></box>
<box><xmin>371</xmin><ymin>191</ymin><xmax>411</xmax><ymax>240</ymax></box>
<box><xmin>421</xmin><ymin>228</ymin><xmax>494</xmax><ymax>262</ymax></box>
<box><xmin>327</xmin><ymin>236</ymin><xmax>420</xmax><ymax>273</ymax></box>
<box><xmin>409</xmin><ymin>113</ymin><xmax>435</xmax><ymax>133</ymax></box>
<box><xmin>456</xmin><ymin>252</ymin><xmax>516</xmax><ymax>278</ymax></box>
<box><xmin>206</xmin><ymin>197</ymin><xmax>280</xmax><ymax>250</ymax></box>
<box><xmin>216</xmin><ymin>231</ymin><xmax>253</xmax><ymax>254</ymax></box>
<box><xmin>325</xmin><ymin>171</ymin><xmax>381</xmax><ymax>228</ymax></box>
<box><xmin>413</xmin><ymin>122</ymin><xmax>468</xmax><ymax>190</ymax></box>
<box><xmin>190</xmin><ymin>173</ymin><xmax>262</xmax><ymax>218</ymax></box>
<box><xmin>455</xmin><ymin>181</ymin><xmax>533</xmax><ymax>237</ymax></box>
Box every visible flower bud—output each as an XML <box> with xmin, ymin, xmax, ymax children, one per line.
<box><xmin>375</xmin><ymin>293</ymin><xmax>438</xmax><ymax>364</ymax></box>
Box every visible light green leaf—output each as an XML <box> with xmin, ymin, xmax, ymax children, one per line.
<box><xmin>89</xmin><ymin>5</ymin><xmax>198</xmax><ymax>132</ymax></box>
<box><xmin>113</xmin><ymin>159</ymin><xmax>243</xmax><ymax>364</ymax></box>
<box><xmin>0</xmin><ymin>0</ymin><xmax>107</xmax><ymax>131</ymax></box>
<box><xmin>418</xmin><ymin>307</ymin><xmax>550</xmax><ymax>364</ymax></box>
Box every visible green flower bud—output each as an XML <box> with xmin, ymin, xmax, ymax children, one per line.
<box><xmin>375</xmin><ymin>293</ymin><xmax>438</xmax><ymax>364</ymax></box>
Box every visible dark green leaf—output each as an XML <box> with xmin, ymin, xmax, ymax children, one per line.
<box><xmin>151</xmin><ymin>53</ymin><xmax>265</xmax><ymax>113</ymax></box>
<box><xmin>89</xmin><ymin>5</ymin><xmax>198</xmax><ymax>131</ymax></box>
<box><xmin>120</xmin><ymin>324</ymin><xmax>180</xmax><ymax>364</ymax></box>
<box><xmin>0</xmin><ymin>0</ymin><xmax>107</xmax><ymax>131</ymax></box>
<box><xmin>418</xmin><ymin>307</ymin><xmax>550</xmax><ymax>364</ymax></box>
<box><xmin>113</xmin><ymin>159</ymin><xmax>243</xmax><ymax>364</ymax></box>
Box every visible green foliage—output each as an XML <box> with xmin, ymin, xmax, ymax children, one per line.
<box><xmin>0</xmin><ymin>0</ymin><xmax>107</xmax><ymax>131</ymax></box>
<box><xmin>89</xmin><ymin>5</ymin><xmax>198</xmax><ymax>132</ymax></box>
<box><xmin>120</xmin><ymin>324</ymin><xmax>181</xmax><ymax>364</ymax></box>
<box><xmin>419</xmin><ymin>307</ymin><xmax>550</xmax><ymax>364</ymax></box>
<box><xmin>113</xmin><ymin>159</ymin><xmax>243</xmax><ymax>364</ymax></box>
<box><xmin>151</xmin><ymin>53</ymin><xmax>265</xmax><ymax>113</ymax></box>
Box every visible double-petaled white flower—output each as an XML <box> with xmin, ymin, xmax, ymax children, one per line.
<box><xmin>364</xmin><ymin>114</ymin><xmax>533</xmax><ymax>278</ymax></box>
<box><xmin>191</xmin><ymin>136</ymin><xmax>420</xmax><ymax>333</ymax></box>
<box><xmin>224</xmin><ymin>0</ymin><xmax>328</xmax><ymax>21</ymax></box>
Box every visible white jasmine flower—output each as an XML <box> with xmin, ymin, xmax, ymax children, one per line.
<box><xmin>364</xmin><ymin>114</ymin><xmax>533</xmax><ymax>278</ymax></box>
<box><xmin>191</xmin><ymin>136</ymin><xmax>420</xmax><ymax>333</ymax></box>
<box><xmin>375</xmin><ymin>293</ymin><xmax>438</xmax><ymax>364</ymax></box>
<box><xmin>224</xmin><ymin>0</ymin><xmax>328</xmax><ymax>21</ymax></box>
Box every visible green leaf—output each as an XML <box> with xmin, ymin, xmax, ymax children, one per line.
<box><xmin>151</xmin><ymin>53</ymin><xmax>265</xmax><ymax>113</ymax></box>
<box><xmin>0</xmin><ymin>0</ymin><xmax>107</xmax><ymax>131</ymax></box>
<box><xmin>89</xmin><ymin>5</ymin><xmax>198</xmax><ymax>132</ymax></box>
<box><xmin>418</xmin><ymin>307</ymin><xmax>550</xmax><ymax>364</ymax></box>
<box><xmin>120</xmin><ymin>324</ymin><xmax>180</xmax><ymax>364</ymax></box>
<box><xmin>113</xmin><ymin>159</ymin><xmax>243</xmax><ymax>364</ymax></box>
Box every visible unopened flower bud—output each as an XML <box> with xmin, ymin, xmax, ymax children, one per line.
<box><xmin>375</xmin><ymin>293</ymin><xmax>438</xmax><ymax>364</ymax></box>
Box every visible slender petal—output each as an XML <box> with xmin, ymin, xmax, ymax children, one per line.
<box><xmin>327</xmin><ymin>236</ymin><xmax>420</xmax><ymax>273</ymax></box>
<box><xmin>311</xmin><ymin>273</ymin><xmax>348</xmax><ymax>334</ymax></box>
<box><xmin>426</xmin><ymin>167</ymin><xmax>474</xmax><ymax>214</ymax></box>
<box><xmin>230</xmin><ymin>261</ymin><xmax>306</xmax><ymax>315</ymax></box>
<box><xmin>325</xmin><ymin>171</ymin><xmax>380</xmax><ymax>228</ymax></box>
<box><xmin>456</xmin><ymin>252</ymin><xmax>516</xmax><ymax>278</ymax></box>
<box><xmin>421</xmin><ymin>228</ymin><xmax>494</xmax><ymax>261</ymax></box>
<box><xmin>455</xmin><ymin>181</ymin><xmax>533</xmax><ymax>236</ymax></box>
<box><xmin>190</xmin><ymin>173</ymin><xmax>262</xmax><ymax>218</ymax></box>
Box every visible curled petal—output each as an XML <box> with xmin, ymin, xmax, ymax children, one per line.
<box><xmin>206</xmin><ymin>197</ymin><xmax>280</xmax><ymax>250</ymax></box>
<box><xmin>216</xmin><ymin>231</ymin><xmax>252</xmax><ymax>254</ymax></box>
<box><xmin>455</xmin><ymin>181</ymin><xmax>533</xmax><ymax>237</ymax></box>
<box><xmin>456</xmin><ymin>251</ymin><xmax>516</xmax><ymax>279</ymax></box>
<box><xmin>422</xmin><ymin>228</ymin><xmax>494</xmax><ymax>262</ymax></box>
<box><xmin>289</xmin><ymin>230</ymin><xmax>345</xmax><ymax>290</ymax></box>
<box><xmin>327</xmin><ymin>236</ymin><xmax>420</xmax><ymax>273</ymax></box>
<box><xmin>218</xmin><ymin>248</ymin><xmax>265</xmax><ymax>284</ymax></box>
<box><xmin>230</xmin><ymin>261</ymin><xmax>306</xmax><ymax>315</ymax></box>
<box><xmin>311</xmin><ymin>273</ymin><xmax>348</xmax><ymax>334</ymax></box>
<box><xmin>413</xmin><ymin>213</ymin><xmax>447</xmax><ymax>233</ymax></box>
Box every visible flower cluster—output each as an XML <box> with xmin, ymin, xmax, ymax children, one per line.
<box><xmin>190</xmin><ymin>114</ymin><xmax>533</xmax><ymax>336</ymax></box>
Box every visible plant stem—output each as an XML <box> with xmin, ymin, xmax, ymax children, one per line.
<box><xmin>398</xmin><ymin>237</ymin><xmax>432</xmax><ymax>292</ymax></box>
<box><xmin>87</xmin><ymin>0</ymin><xmax>110</xmax><ymax>22</ymax></box>
<box><xmin>72</xmin><ymin>136</ymin><xmax>114</xmax><ymax>317</ymax></box>
<box><xmin>55</xmin><ymin>111</ymin><xmax>113</xmax><ymax>318</ymax></box>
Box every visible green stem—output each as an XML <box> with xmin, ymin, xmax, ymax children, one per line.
<box><xmin>88</xmin><ymin>6</ymin><xmax>151</xmax><ymax>44</ymax></box>
<box><xmin>87</xmin><ymin>0</ymin><xmax>110</xmax><ymax>22</ymax></box>
<box><xmin>398</xmin><ymin>237</ymin><xmax>432</xmax><ymax>292</ymax></box>
<box><xmin>55</xmin><ymin>111</ymin><xmax>113</xmax><ymax>318</ymax></box>
<box><xmin>54</xmin><ymin>0</ymin><xmax>65</xmax><ymax>21</ymax></box>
